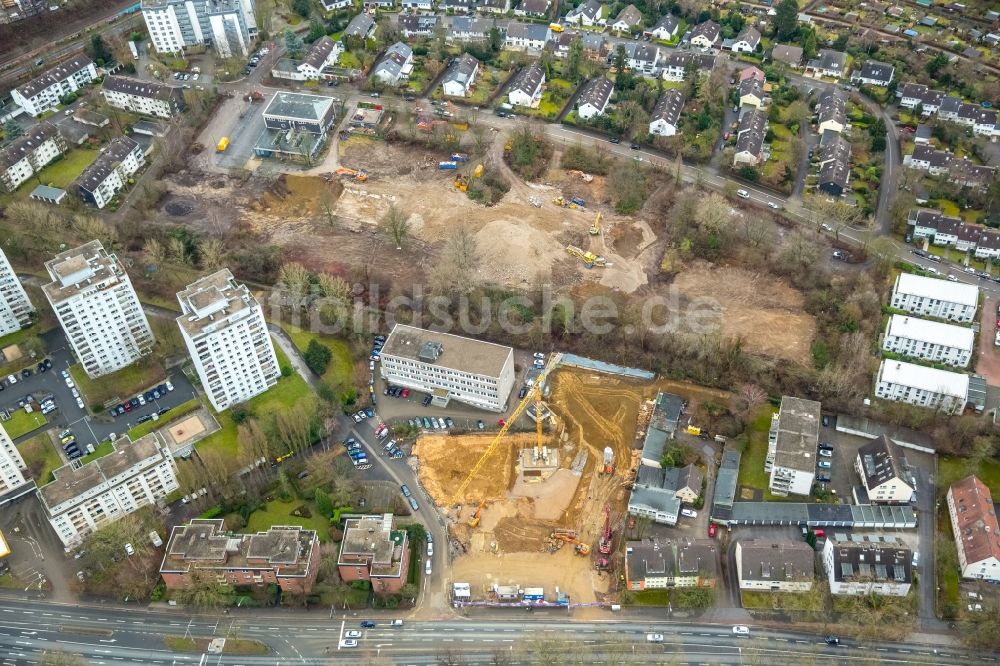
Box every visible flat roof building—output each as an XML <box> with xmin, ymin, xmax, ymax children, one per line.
<box><xmin>379</xmin><ymin>324</ymin><xmax>515</xmax><ymax>412</ymax></box>
<box><xmin>882</xmin><ymin>314</ymin><xmax>974</xmax><ymax>368</ymax></box>
<box><xmin>875</xmin><ymin>359</ymin><xmax>968</xmax><ymax>414</ymax></box>
<box><xmin>890</xmin><ymin>272</ymin><xmax>978</xmax><ymax>323</ymax></box>
<box><xmin>337</xmin><ymin>514</ymin><xmax>409</xmax><ymax>594</ymax></box>
<box><xmin>160</xmin><ymin>519</ymin><xmax>321</xmax><ymax>594</ymax></box>
<box><xmin>766</xmin><ymin>396</ymin><xmax>820</xmax><ymax>497</ymax></box>
<box><xmin>42</xmin><ymin>240</ymin><xmax>154</xmax><ymax>378</ymax></box>
<box><xmin>141</xmin><ymin>0</ymin><xmax>256</xmax><ymax>58</ymax></box>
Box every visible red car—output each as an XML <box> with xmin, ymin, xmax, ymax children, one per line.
<box><xmin>708</xmin><ymin>523</ymin><xmax>717</xmax><ymax>538</ymax></box>
<box><xmin>814</xmin><ymin>528</ymin><xmax>826</xmax><ymax>538</ymax></box>
<box><xmin>401</xmin><ymin>388</ymin><xmax>409</xmax><ymax>398</ymax></box>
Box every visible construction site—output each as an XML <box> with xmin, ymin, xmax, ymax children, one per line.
<box><xmin>412</xmin><ymin>363</ymin><xmax>661</xmax><ymax>606</ymax></box>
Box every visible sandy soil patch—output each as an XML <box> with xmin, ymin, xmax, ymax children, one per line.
<box><xmin>511</xmin><ymin>468</ymin><xmax>581</xmax><ymax>521</ymax></box>
<box><xmin>671</xmin><ymin>263</ymin><xmax>816</xmax><ymax>365</ymax></box>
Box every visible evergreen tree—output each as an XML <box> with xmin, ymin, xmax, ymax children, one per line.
<box><xmin>773</xmin><ymin>0</ymin><xmax>799</xmax><ymax>41</ymax></box>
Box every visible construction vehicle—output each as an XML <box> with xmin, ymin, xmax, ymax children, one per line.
<box><xmin>595</xmin><ymin>556</ymin><xmax>609</xmax><ymax>570</ymax></box>
<box><xmin>565</xmin><ymin>245</ymin><xmax>607</xmax><ymax>268</ymax></box>
<box><xmin>468</xmin><ymin>499</ymin><xmax>486</xmax><ymax>527</ymax></box>
<box><xmin>552</xmin><ymin>196</ymin><xmax>579</xmax><ymax>209</ymax></box>
<box><xmin>504</xmin><ymin>140</ymin><xmax>512</xmax><ymax>152</ymax></box>
<box><xmin>454</xmin><ymin>174</ymin><xmax>469</xmax><ymax>192</ymax></box>
<box><xmin>571</xmin><ymin>197</ymin><xmax>586</xmax><ymax>207</ymax></box>
<box><xmin>601</xmin><ymin>447</ymin><xmax>614</xmax><ymax>475</ymax></box>
<box><xmin>599</xmin><ymin>504</ymin><xmax>612</xmax><ymax>555</ymax></box>
<box><xmin>551</xmin><ymin>531</ymin><xmax>591</xmax><ymax>555</ymax></box>
<box><xmin>448</xmin><ymin>356</ymin><xmax>559</xmax><ymax>507</ymax></box>
<box><xmin>335</xmin><ymin>167</ymin><xmax>368</xmax><ymax>182</ymax></box>
<box><xmin>451</xmin><ymin>152</ymin><xmax>469</xmax><ymax>162</ymax></box>
<box><xmin>567</xmin><ymin>169</ymin><xmax>594</xmax><ymax>183</ymax></box>
<box><xmin>474</xmin><ymin>164</ymin><xmax>484</xmax><ymax>178</ymax></box>
<box><xmin>589</xmin><ymin>212</ymin><xmax>602</xmax><ymax>236</ymax></box>
<box><xmin>438</xmin><ymin>161</ymin><xmax>458</xmax><ymax>170</ymax></box>
<box><xmin>216</xmin><ymin>136</ymin><xmax>230</xmax><ymax>152</ymax></box>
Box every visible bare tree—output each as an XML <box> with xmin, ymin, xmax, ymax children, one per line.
<box><xmin>736</xmin><ymin>384</ymin><xmax>767</xmax><ymax>422</ymax></box>
<box><xmin>380</xmin><ymin>205</ymin><xmax>411</xmax><ymax>250</ymax></box>
<box><xmin>199</xmin><ymin>238</ymin><xmax>226</xmax><ymax>271</ymax></box>
<box><xmin>278</xmin><ymin>262</ymin><xmax>312</xmax><ymax>299</ymax></box>
<box><xmin>430</xmin><ymin>229</ymin><xmax>481</xmax><ymax>295</ymax></box>
<box><xmin>167</xmin><ymin>236</ymin><xmax>188</xmax><ymax>265</ymax></box>
<box><xmin>143</xmin><ymin>238</ymin><xmax>166</xmax><ymax>270</ymax></box>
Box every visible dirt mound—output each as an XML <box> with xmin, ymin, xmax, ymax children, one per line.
<box><xmin>474</xmin><ymin>219</ymin><xmax>569</xmax><ymax>287</ymax></box>
<box><xmin>671</xmin><ymin>263</ymin><xmax>816</xmax><ymax>364</ymax></box>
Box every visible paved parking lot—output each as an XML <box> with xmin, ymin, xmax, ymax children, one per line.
<box><xmin>976</xmin><ymin>295</ymin><xmax>1000</xmax><ymax>387</ymax></box>
<box><xmin>5</xmin><ymin>329</ymin><xmax>197</xmax><ymax>455</ymax></box>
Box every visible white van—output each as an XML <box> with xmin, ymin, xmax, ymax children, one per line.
<box><xmin>732</xmin><ymin>625</ymin><xmax>750</xmax><ymax>636</ymax></box>
<box><xmin>736</xmin><ymin>189</ymin><xmax>750</xmax><ymax>199</ymax></box>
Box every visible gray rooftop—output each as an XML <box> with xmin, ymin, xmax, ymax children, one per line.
<box><xmin>640</xmin><ymin>392</ymin><xmax>683</xmax><ymax>464</ymax></box>
<box><xmin>263</xmin><ymin>92</ymin><xmax>335</xmax><ymax>122</ymax></box>
<box><xmin>381</xmin><ymin>324</ymin><xmax>512</xmax><ymax>378</ymax></box>
<box><xmin>0</xmin><ymin>122</ymin><xmax>61</xmax><ymax>170</ymax></box>
<box><xmin>102</xmin><ymin>75</ymin><xmax>184</xmax><ymax>103</ymax></box>
<box><xmin>15</xmin><ymin>54</ymin><xmax>93</xmax><ymax>100</ymax></box>
<box><xmin>737</xmin><ymin>538</ymin><xmax>815</xmax><ymax>584</ymax></box>
<box><xmin>857</xmin><ymin>435</ymin><xmax>908</xmax><ymax>491</ymax></box>
<box><xmin>74</xmin><ymin>136</ymin><xmax>140</xmax><ymax>195</ymax></box>
<box><xmin>772</xmin><ymin>396</ymin><xmax>820</xmax><ymax>473</ymax></box>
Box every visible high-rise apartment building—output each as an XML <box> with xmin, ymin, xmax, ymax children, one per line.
<box><xmin>0</xmin><ymin>423</ymin><xmax>29</xmax><ymax>499</ymax></box>
<box><xmin>42</xmin><ymin>240</ymin><xmax>154</xmax><ymax>378</ymax></box>
<box><xmin>141</xmin><ymin>0</ymin><xmax>257</xmax><ymax>58</ymax></box>
<box><xmin>176</xmin><ymin>269</ymin><xmax>279</xmax><ymax>412</ymax></box>
<box><xmin>0</xmin><ymin>247</ymin><xmax>33</xmax><ymax>336</ymax></box>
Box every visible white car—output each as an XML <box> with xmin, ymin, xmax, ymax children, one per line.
<box><xmin>819</xmin><ymin>449</ymin><xmax>832</xmax><ymax>458</ymax></box>
<box><xmin>425</xmin><ymin>559</ymin><xmax>432</xmax><ymax>576</ymax></box>
<box><xmin>533</xmin><ymin>352</ymin><xmax>545</xmax><ymax>359</ymax></box>
<box><xmin>124</xmin><ymin>543</ymin><xmax>135</xmax><ymax>556</ymax></box>
<box><xmin>427</xmin><ymin>541</ymin><xmax>433</xmax><ymax>557</ymax></box>
<box><xmin>645</xmin><ymin>633</ymin><xmax>664</xmax><ymax>643</ymax></box>
<box><xmin>6</xmin><ymin>374</ymin><xmax>15</xmax><ymax>384</ymax></box>
<box><xmin>947</xmin><ymin>274</ymin><xmax>958</xmax><ymax>282</ymax></box>
<box><xmin>732</xmin><ymin>625</ymin><xmax>750</xmax><ymax>636</ymax></box>
<box><xmin>344</xmin><ymin>630</ymin><xmax>362</xmax><ymax>638</ymax></box>
<box><xmin>680</xmin><ymin>508</ymin><xmax>697</xmax><ymax>519</ymax></box>
<box><xmin>165</xmin><ymin>380</ymin><xmax>174</xmax><ymax>391</ymax></box>
<box><xmin>339</xmin><ymin>639</ymin><xmax>358</xmax><ymax>648</ymax></box>
<box><xmin>76</xmin><ymin>398</ymin><xmax>85</xmax><ymax>410</ymax></box>
<box><xmin>768</xmin><ymin>202</ymin><xmax>781</xmax><ymax>210</ymax></box>
<box><xmin>65</xmin><ymin>378</ymin><xmax>74</xmax><ymax>389</ymax></box>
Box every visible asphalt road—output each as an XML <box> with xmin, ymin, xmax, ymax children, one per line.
<box><xmin>0</xmin><ymin>597</ymin><xmax>988</xmax><ymax>664</ymax></box>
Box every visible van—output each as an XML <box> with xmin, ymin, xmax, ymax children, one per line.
<box><xmin>736</xmin><ymin>189</ymin><xmax>750</xmax><ymax>199</ymax></box>
<box><xmin>390</xmin><ymin>619</ymin><xmax>403</xmax><ymax>627</ymax></box>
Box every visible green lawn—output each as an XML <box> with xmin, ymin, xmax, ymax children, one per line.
<box><xmin>3</xmin><ymin>409</ymin><xmax>47</xmax><ymax>438</ymax></box>
<box><xmin>933</xmin><ymin>199</ymin><xmax>961</xmax><ymax>217</ymax></box>
<box><xmin>339</xmin><ymin>51</ymin><xmax>361</xmax><ymax>68</ymax></box>
<box><xmin>23</xmin><ymin>148</ymin><xmax>99</xmax><ymax>192</ymax></box>
<box><xmin>196</xmin><ymin>339</ymin><xmax>314</xmax><ymax>463</ymax></box>
<box><xmin>939</xmin><ymin>456</ymin><xmax>1000</xmax><ymax>496</ymax></box>
<box><xmin>736</xmin><ymin>406</ymin><xmax>777</xmax><ymax>495</ymax></box>
<box><xmin>630</xmin><ymin>589</ymin><xmax>669</xmax><ymax>606</ymax></box>
<box><xmin>17</xmin><ymin>432</ymin><xmax>62</xmax><ymax>484</ymax></box>
<box><xmin>279</xmin><ymin>323</ymin><xmax>353</xmax><ymax>388</ymax></box>
<box><xmin>127</xmin><ymin>398</ymin><xmax>201</xmax><ymax>440</ymax></box>
<box><xmin>244</xmin><ymin>499</ymin><xmax>331</xmax><ymax>541</ymax></box>
<box><xmin>70</xmin><ymin>361</ymin><xmax>167</xmax><ymax>409</ymax></box>
<box><xmin>78</xmin><ymin>440</ymin><xmax>114</xmax><ymax>465</ymax></box>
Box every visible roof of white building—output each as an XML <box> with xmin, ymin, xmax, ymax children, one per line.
<box><xmin>878</xmin><ymin>359</ymin><xmax>970</xmax><ymax>397</ymax></box>
<box><xmin>894</xmin><ymin>272</ymin><xmax>978</xmax><ymax>307</ymax></box>
<box><xmin>886</xmin><ymin>314</ymin><xmax>974</xmax><ymax>352</ymax></box>
<box><xmin>381</xmin><ymin>324</ymin><xmax>512</xmax><ymax>378</ymax></box>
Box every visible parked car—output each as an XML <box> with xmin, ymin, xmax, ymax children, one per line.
<box><xmin>821</xmin><ymin>415</ymin><xmax>830</xmax><ymax>427</ymax></box>
<box><xmin>818</xmin><ymin>442</ymin><xmax>833</xmax><ymax>451</ymax></box>
<box><xmin>819</xmin><ymin>449</ymin><xmax>832</xmax><ymax>458</ymax></box>
<box><xmin>124</xmin><ymin>543</ymin><xmax>135</xmax><ymax>556</ymax></box>
<box><xmin>477</xmin><ymin>420</ymin><xmax>485</xmax><ymax>430</ymax></box>
<box><xmin>680</xmin><ymin>508</ymin><xmax>697</xmax><ymax>518</ymax></box>
<box><xmin>444</xmin><ymin>417</ymin><xmax>454</xmax><ymax>428</ymax></box>
<box><xmin>409</xmin><ymin>497</ymin><xmax>419</xmax><ymax>511</ymax></box>
<box><xmin>400</xmin><ymin>484</ymin><xmax>412</xmax><ymax>497</ymax></box>
<box><xmin>817</xmin><ymin>461</ymin><xmax>831</xmax><ymax>469</ymax></box>
<box><xmin>817</xmin><ymin>473</ymin><xmax>831</xmax><ymax>482</ymax></box>
<box><xmin>708</xmin><ymin>523</ymin><xmax>716</xmax><ymax>538</ymax></box>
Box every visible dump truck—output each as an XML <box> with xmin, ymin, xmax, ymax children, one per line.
<box><xmin>451</xmin><ymin>152</ymin><xmax>469</xmax><ymax>162</ymax></box>
<box><xmin>438</xmin><ymin>161</ymin><xmax>458</xmax><ymax>169</ymax></box>
<box><xmin>216</xmin><ymin>137</ymin><xmax>230</xmax><ymax>152</ymax></box>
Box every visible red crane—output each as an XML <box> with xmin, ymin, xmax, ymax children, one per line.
<box><xmin>598</xmin><ymin>504</ymin><xmax>612</xmax><ymax>555</ymax></box>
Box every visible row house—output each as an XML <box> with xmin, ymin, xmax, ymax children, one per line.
<box><xmin>875</xmin><ymin>359</ymin><xmax>969</xmax><ymax>414</ymax></box>
<box><xmin>0</xmin><ymin>122</ymin><xmax>65</xmax><ymax>193</ymax></box>
<box><xmin>908</xmin><ymin>208</ymin><xmax>1000</xmax><ymax>258</ymax></box>
<box><xmin>817</xmin><ymin>135</ymin><xmax>851</xmax><ymax>197</ymax></box>
<box><xmin>12</xmin><ymin>55</ymin><xmax>97</xmax><ymax>117</ymax></box>
<box><xmin>505</xmin><ymin>21</ymin><xmax>550</xmax><ymax>51</ymax></box>
<box><xmin>897</xmin><ymin>82</ymin><xmax>944</xmax><ymax>114</ymax></box>
<box><xmin>890</xmin><ymin>271</ymin><xmax>978</xmax><ymax>323</ymax></box>
<box><xmin>625</xmin><ymin>538</ymin><xmax>717</xmax><ymax>590</ymax></box>
<box><xmin>100</xmin><ymin>76</ymin><xmax>187</xmax><ymax>119</ymax></box>
<box><xmin>447</xmin><ymin>16</ymin><xmax>494</xmax><ymax>42</ymax></box>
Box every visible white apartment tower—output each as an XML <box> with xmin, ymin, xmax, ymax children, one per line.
<box><xmin>38</xmin><ymin>434</ymin><xmax>179</xmax><ymax>549</ymax></box>
<box><xmin>142</xmin><ymin>0</ymin><xmax>257</xmax><ymax>58</ymax></box>
<box><xmin>0</xmin><ymin>247</ymin><xmax>34</xmax><ymax>337</ymax></box>
<box><xmin>0</xmin><ymin>423</ymin><xmax>29</xmax><ymax>498</ymax></box>
<box><xmin>42</xmin><ymin>241</ymin><xmax>154</xmax><ymax>378</ymax></box>
<box><xmin>176</xmin><ymin>269</ymin><xmax>279</xmax><ymax>412</ymax></box>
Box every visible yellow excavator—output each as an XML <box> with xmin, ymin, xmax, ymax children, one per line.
<box><xmin>454</xmin><ymin>174</ymin><xmax>470</xmax><ymax>192</ymax></box>
<box><xmin>589</xmin><ymin>212</ymin><xmax>602</xmax><ymax>236</ymax></box>
<box><xmin>468</xmin><ymin>499</ymin><xmax>486</xmax><ymax>527</ymax></box>
<box><xmin>566</xmin><ymin>245</ymin><xmax>606</xmax><ymax>268</ymax></box>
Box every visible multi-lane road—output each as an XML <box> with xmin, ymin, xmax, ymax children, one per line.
<box><xmin>0</xmin><ymin>597</ymin><xmax>988</xmax><ymax>664</ymax></box>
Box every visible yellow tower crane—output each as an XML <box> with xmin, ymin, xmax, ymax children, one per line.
<box><xmin>448</xmin><ymin>358</ymin><xmax>558</xmax><ymax>507</ymax></box>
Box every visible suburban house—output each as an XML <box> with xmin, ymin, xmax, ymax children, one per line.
<box><xmin>371</xmin><ymin>42</ymin><xmax>413</xmax><ymax>86</ymax></box>
<box><xmin>882</xmin><ymin>313</ymin><xmax>974</xmax><ymax>368</ymax></box>
<box><xmin>729</xmin><ymin>26</ymin><xmax>761</xmax><ymax>53</ymax></box>
<box><xmin>11</xmin><ymin>55</ymin><xmax>97</xmax><ymax>117</ymax></box>
<box><xmin>661</xmin><ymin>52</ymin><xmax>715</xmax><ymax>82</ymax></box>
<box><xmin>610</xmin><ymin>4</ymin><xmax>642</xmax><ymax>32</ymax></box>
<box><xmin>638</xmin><ymin>392</ymin><xmax>684</xmax><ymax>468</ymax></box>
<box><xmin>816</xmin><ymin>135</ymin><xmax>851</xmax><ymax>197</ymax></box>
<box><xmin>507</xmin><ymin>61</ymin><xmax>545</xmax><ymax>108</ymax></box>
<box><xmin>816</xmin><ymin>89</ymin><xmax>847</xmax><ymax>134</ymax></box>
<box><xmin>688</xmin><ymin>20</ymin><xmax>720</xmax><ymax>49</ymax></box>
<box><xmin>975</xmin><ymin>231</ymin><xmax>1000</xmax><ymax>260</ymax></box>
<box><xmin>447</xmin><ymin>16</ymin><xmax>494</xmax><ymax>42</ymax></box>
<box><xmin>296</xmin><ymin>36</ymin><xmax>343</xmax><ymax>80</ymax></box>
<box><xmin>645</xmin><ymin>14</ymin><xmax>679</xmax><ymax>41</ymax></box>
<box><xmin>514</xmin><ymin>0</ymin><xmax>551</xmax><ymax>17</ymax></box>
<box><xmin>904</xmin><ymin>144</ymin><xmax>953</xmax><ymax>175</ymax></box>
<box><xmin>739</xmin><ymin>66</ymin><xmax>765</xmax><ymax>83</ymax></box>
<box><xmin>0</xmin><ymin>122</ymin><xmax>65</xmax><ymax>193</ymax></box>
<box><xmin>159</xmin><ymin>519</ymin><xmax>321</xmax><ymax>595</ymax></box>
<box><xmin>580</xmin><ymin>32</ymin><xmax>608</xmax><ymax>61</ymax></box>
<box><xmin>100</xmin><ymin>76</ymin><xmax>186</xmax><ymax>119</ymax></box>
<box><xmin>732</xmin><ymin>109</ymin><xmax>767</xmax><ymax>166</ymax></box>
<box><xmin>478</xmin><ymin>0</ymin><xmax>511</xmax><ymax>14</ymax></box>
<box><xmin>566</xmin><ymin>0</ymin><xmax>606</xmax><ymax>27</ymax></box>
<box><xmin>400</xmin><ymin>0</ymin><xmax>433</xmax><ymax>9</ymax></box>
<box><xmin>890</xmin><ymin>272</ymin><xmax>979</xmax><ymax>323</ymax></box>
<box><xmin>897</xmin><ymin>82</ymin><xmax>944</xmax><ymax>114</ymax></box>
<box><xmin>735</xmin><ymin>539</ymin><xmax>815</xmax><ymax>593</ymax></box>
<box><xmin>627</xmin><ymin>462</ymin><xmax>703</xmax><ymax>526</ymax></box>
<box><xmin>821</xmin><ymin>534</ymin><xmax>913</xmax><ymax>596</ymax></box>
<box><xmin>770</xmin><ymin>44</ymin><xmax>803</xmax><ymax>68</ymax></box>
<box><xmin>805</xmin><ymin>49</ymin><xmax>848</xmax><ymax>78</ymax></box>
<box><xmin>874</xmin><ymin>359</ymin><xmax>969</xmax><ymax>414</ymax></box>
<box><xmin>344</xmin><ymin>13</ymin><xmax>376</xmax><ymax>40</ymax></box>
<box><xmin>621</xmin><ymin>42</ymin><xmax>660</xmax><ymax>76</ymax></box>
<box><xmin>321</xmin><ymin>0</ymin><xmax>353</xmax><ymax>9</ymax></box>
<box><xmin>851</xmin><ymin>60</ymin><xmax>895</xmax><ymax>86</ymax></box>
<box><xmin>441</xmin><ymin>53</ymin><xmax>480</xmax><ymax>97</ymax></box>
<box><xmin>505</xmin><ymin>22</ymin><xmax>551</xmax><ymax>51</ymax></box>
<box><xmin>765</xmin><ymin>396</ymin><xmax>820</xmax><ymax>497</ymax></box>
<box><xmin>399</xmin><ymin>14</ymin><xmax>440</xmax><ymax>37</ymax></box>
<box><xmin>854</xmin><ymin>435</ymin><xmax>915</xmax><ymax>504</ymax></box>
<box><xmin>947</xmin><ymin>475</ymin><xmax>1000</xmax><ymax>583</ymax></box>
<box><xmin>648</xmin><ymin>89</ymin><xmax>685</xmax><ymax>137</ymax></box>
<box><xmin>576</xmin><ymin>76</ymin><xmax>614</xmax><ymax>119</ymax></box>
<box><xmin>440</xmin><ymin>0</ymin><xmax>473</xmax><ymax>12</ymax></box>
<box><xmin>73</xmin><ymin>136</ymin><xmax>144</xmax><ymax>209</ymax></box>
<box><xmin>363</xmin><ymin>0</ymin><xmax>395</xmax><ymax>9</ymax></box>
<box><xmin>738</xmin><ymin>76</ymin><xmax>764</xmax><ymax>108</ymax></box>
<box><xmin>625</xmin><ymin>538</ymin><xmax>717</xmax><ymax>590</ymax></box>
<box><xmin>337</xmin><ymin>514</ymin><xmax>410</xmax><ymax>594</ymax></box>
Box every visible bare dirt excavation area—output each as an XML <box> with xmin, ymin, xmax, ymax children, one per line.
<box><xmin>413</xmin><ymin>367</ymin><xmax>655</xmax><ymax>606</ymax></box>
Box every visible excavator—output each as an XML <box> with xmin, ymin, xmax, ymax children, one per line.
<box><xmin>565</xmin><ymin>245</ymin><xmax>607</xmax><ymax>268</ymax></box>
<box><xmin>454</xmin><ymin>174</ymin><xmax>470</xmax><ymax>192</ymax></box>
<box><xmin>551</xmin><ymin>531</ymin><xmax>591</xmax><ymax>555</ymax></box>
<box><xmin>335</xmin><ymin>167</ymin><xmax>368</xmax><ymax>182</ymax></box>
<box><xmin>589</xmin><ymin>212</ymin><xmax>602</xmax><ymax>236</ymax></box>
<box><xmin>468</xmin><ymin>499</ymin><xmax>486</xmax><ymax>528</ymax></box>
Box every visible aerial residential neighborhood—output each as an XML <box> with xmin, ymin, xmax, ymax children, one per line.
<box><xmin>0</xmin><ymin>0</ymin><xmax>998</xmax><ymax>661</ymax></box>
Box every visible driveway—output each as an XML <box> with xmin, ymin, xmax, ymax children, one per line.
<box><xmin>976</xmin><ymin>295</ymin><xmax>1000</xmax><ymax>387</ymax></box>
